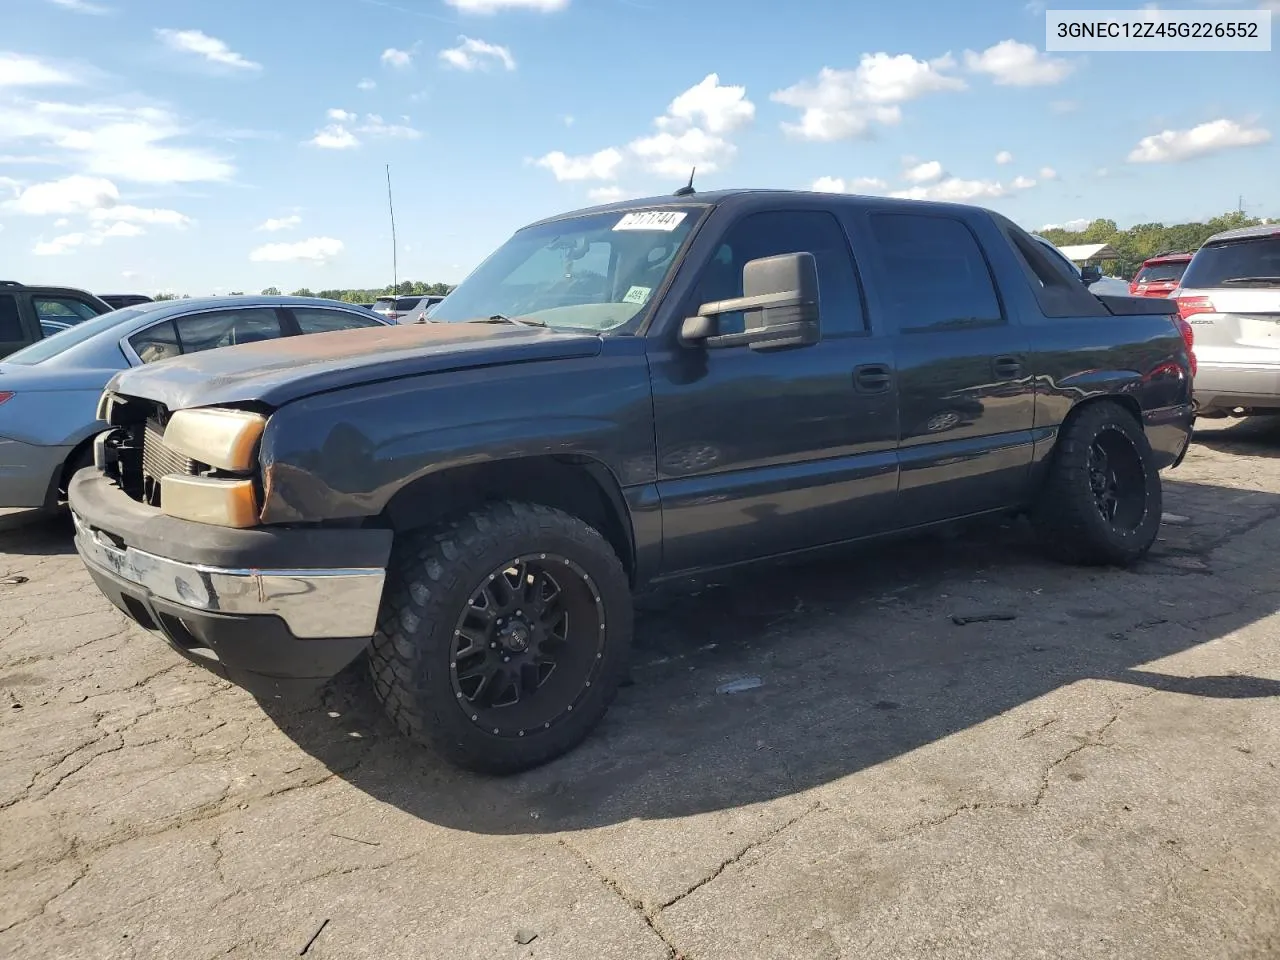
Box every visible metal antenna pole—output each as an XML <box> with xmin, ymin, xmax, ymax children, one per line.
<box><xmin>386</xmin><ymin>163</ymin><xmax>398</xmax><ymax>295</ymax></box>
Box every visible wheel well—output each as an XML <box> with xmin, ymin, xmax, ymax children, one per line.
<box><xmin>1065</xmin><ymin>393</ymin><xmax>1143</xmax><ymax>431</ymax></box>
<box><xmin>380</xmin><ymin>456</ymin><xmax>635</xmax><ymax>580</ymax></box>
<box><xmin>53</xmin><ymin>435</ymin><xmax>96</xmax><ymax>502</ymax></box>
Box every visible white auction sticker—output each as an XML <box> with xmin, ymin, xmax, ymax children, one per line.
<box><xmin>622</xmin><ymin>285</ymin><xmax>651</xmax><ymax>305</ymax></box>
<box><xmin>613</xmin><ymin>211</ymin><xmax>687</xmax><ymax>232</ymax></box>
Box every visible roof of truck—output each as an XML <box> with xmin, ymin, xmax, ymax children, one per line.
<box><xmin>1202</xmin><ymin>223</ymin><xmax>1280</xmax><ymax>246</ymax></box>
<box><xmin>525</xmin><ymin>188</ymin><xmax>988</xmax><ymax>229</ymax></box>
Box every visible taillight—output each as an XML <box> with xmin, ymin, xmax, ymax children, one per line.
<box><xmin>1174</xmin><ymin>316</ymin><xmax>1196</xmax><ymax>377</ymax></box>
<box><xmin>1176</xmin><ymin>295</ymin><xmax>1214</xmax><ymax>321</ymax></box>
<box><xmin>0</xmin><ymin>391</ymin><xmax>13</xmax><ymax>406</ymax></box>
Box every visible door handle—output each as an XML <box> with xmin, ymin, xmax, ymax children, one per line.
<box><xmin>991</xmin><ymin>355</ymin><xmax>1023</xmax><ymax>380</ymax></box>
<box><xmin>854</xmin><ymin>364</ymin><xmax>892</xmax><ymax>394</ymax></box>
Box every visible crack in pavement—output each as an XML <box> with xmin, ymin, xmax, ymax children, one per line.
<box><xmin>558</xmin><ymin>799</ymin><xmax>825</xmax><ymax>959</ymax></box>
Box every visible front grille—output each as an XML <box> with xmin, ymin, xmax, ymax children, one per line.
<box><xmin>140</xmin><ymin>417</ymin><xmax>198</xmax><ymax>506</ymax></box>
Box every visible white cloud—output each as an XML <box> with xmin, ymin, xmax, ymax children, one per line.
<box><xmin>102</xmin><ymin>221</ymin><xmax>143</xmax><ymax>238</ymax></box>
<box><xmin>1039</xmin><ymin>166</ymin><xmax>1057</xmax><ymax>180</ymax></box>
<box><xmin>439</xmin><ymin>36</ymin><xmax>516</xmax><ymax>71</ymax></box>
<box><xmin>54</xmin><ymin>217</ymin><xmax>69</xmax><ymax>227</ymax></box>
<box><xmin>771</xmin><ymin>54</ymin><xmax>965</xmax><ymax>141</ymax></box>
<box><xmin>327</xmin><ymin>108</ymin><xmax>356</xmax><ymax>122</ymax></box>
<box><xmin>629</xmin><ymin>127</ymin><xmax>734</xmax><ymax>178</ymax></box>
<box><xmin>258</xmin><ymin>215</ymin><xmax>301</xmax><ymax>232</ymax></box>
<box><xmin>47</xmin><ymin>0</ymin><xmax>110</xmax><ymax>12</ymax></box>
<box><xmin>0</xmin><ymin>99</ymin><xmax>236</xmax><ymax>183</ymax></box>
<box><xmin>660</xmin><ymin>73</ymin><xmax>754</xmax><ymax>135</ymax></box>
<box><xmin>444</xmin><ymin>0</ymin><xmax>568</xmax><ymax>11</ymax></box>
<box><xmin>33</xmin><ymin>231</ymin><xmax>96</xmax><ymax>255</ymax></box>
<box><xmin>381</xmin><ymin>48</ymin><xmax>413</xmax><ymax>68</ymax></box>
<box><xmin>890</xmin><ymin>174</ymin><xmax>1039</xmax><ymax>202</ymax></box>
<box><xmin>1040</xmin><ymin>217</ymin><xmax>1091</xmax><ymax>232</ymax></box>
<box><xmin>811</xmin><ymin>175</ymin><xmax>888</xmax><ymax>193</ymax></box>
<box><xmin>562</xmin><ymin>114</ymin><xmax>574</xmax><ymax>126</ymax></box>
<box><xmin>156</xmin><ymin>29</ymin><xmax>261</xmax><ymax>71</ymax></box>
<box><xmin>964</xmin><ymin>40</ymin><xmax>1074</xmax><ymax>86</ymax></box>
<box><xmin>628</xmin><ymin>74</ymin><xmax>755</xmax><ymax>176</ymax></box>
<box><xmin>1127</xmin><ymin>118</ymin><xmax>1271</xmax><ymax>163</ymax></box>
<box><xmin>249</xmin><ymin>237</ymin><xmax>344</xmax><ymax>264</ymax></box>
<box><xmin>8</xmin><ymin>174</ymin><xmax>118</xmax><ymax>214</ymax></box>
<box><xmin>307</xmin><ymin>123</ymin><xmax>359</xmax><ymax>149</ymax></box>
<box><xmin>0</xmin><ymin>53</ymin><xmax>78</xmax><ymax>88</ymax></box>
<box><xmin>995</xmin><ymin>150</ymin><xmax>1013</xmax><ymax>165</ymax></box>
<box><xmin>904</xmin><ymin>159</ymin><xmax>943</xmax><ymax>184</ymax></box>
<box><xmin>359</xmin><ymin>114</ymin><xmax>422</xmax><ymax>139</ymax></box>
<box><xmin>588</xmin><ymin>185</ymin><xmax>627</xmax><ymax>203</ymax></box>
<box><xmin>536</xmin><ymin>147</ymin><xmax>624</xmax><ymax>181</ymax></box>
<box><xmin>357</xmin><ymin>78</ymin><xmax>376</xmax><ymax>91</ymax></box>
<box><xmin>90</xmin><ymin>204</ymin><xmax>190</xmax><ymax>226</ymax></box>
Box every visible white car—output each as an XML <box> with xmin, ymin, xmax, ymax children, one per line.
<box><xmin>1173</xmin><ymin>224</ymin><xmax>1280</xmax><ymax>417</ymax></box>
<box><xmin>1032</xmin><ymin>235</ymin><xmax>1132</xmax><ymax>297</ymax></box>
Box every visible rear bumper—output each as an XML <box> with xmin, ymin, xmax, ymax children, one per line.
<box><xmin>69</xmin><ymin>469</ymin><xmax>393</xmax><ymax>698</ymax></box>
<box><xmin>1143</xmin><ymin>403</ymin><xmax>1195</xmax><ymax>470</ymax></box>
<box><xmin>1194</xmin><ymin>362</ymin><xmax>1280</xmax><ymax>411</ymax></box>
<box><xmin>0</xmin><ymin>437</ymin><xmax>71</xmax><ymax>509</ymax></box>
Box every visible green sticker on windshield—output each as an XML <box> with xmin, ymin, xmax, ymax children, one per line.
<box><xmin>623</xmin><ymin>285</ymin><xmax>651</xmax><ymax>305</ymax></box>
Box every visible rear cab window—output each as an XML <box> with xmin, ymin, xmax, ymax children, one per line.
<box><xmin>1182</xmin><ymin>236</ymin><xmax>1280</xmax><ymax>289</ymax></box>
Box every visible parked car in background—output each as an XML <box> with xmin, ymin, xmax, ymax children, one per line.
<box><xmin>1175</xmin><ymin>225</ymin><xmax>1280</xmax><ymax>417</ymax></box>
<box><xmin>1129</xmin><ymin>253</ymin><xmax>1192</xmax><ymax>298</ymax></box>
<box><xmin>0</xmin><ymin>281</ymin><xmax>113</xmax><ymax>359</ymax></box>
<box><xmin>71</xmin><ymin>190</ymin><xmax>1194</xmax><ymax>774</ymax></box>
<box><xmin>372</xmin><ymin>295</ymin><xmax>426</xmax><ymax>321</ymax></box>
<box><xmin>99</xmin><ymin>294</ymin><xmax>156</xmax><ymax>311</ymax></box>
<box><xmin>0</xmin><ymin>296</ymin><xmax>391</xmax><ymax>513</ymax></box>
<box><xmin>400</xmin><ymin>294</ymin><xmax>448</xmax><ymax>323</ymax></box>
<box><xmin>1031</xmin><ymin>236</ymin><xmax>1133</xmax><ymax>297</ymax></box>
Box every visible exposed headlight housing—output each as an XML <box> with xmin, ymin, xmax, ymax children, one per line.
<box><xmin>162</xmin><ymin>408</ymin><xmax>267</xmax><ymax>473</ymax></box>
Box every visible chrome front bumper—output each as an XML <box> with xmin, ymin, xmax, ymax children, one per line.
<box><xmin>71</xmin><ymin>511</ymin><xmax>386</xmax><ymax>640</ymax></box>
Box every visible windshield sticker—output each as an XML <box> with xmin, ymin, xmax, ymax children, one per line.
<box><xmin>613</xmin><ymin>211</ymin><xmax>687</xmax><ymax>232</ymax></box>
<box><xmin>623</xmin><ymin>285</ymin><xmax>651</xmax><ymax>305</ymax></box>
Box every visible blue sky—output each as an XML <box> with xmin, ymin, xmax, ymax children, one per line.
<box><xmin>1</xmin><ymin>0</ymin><xmax>1277</xmax><ymax>295</ymax></box>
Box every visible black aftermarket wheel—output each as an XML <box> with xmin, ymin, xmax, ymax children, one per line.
<box><xmin>1032</xmin><ymin>402</ymin><xmax>1162</xmax><ymax>566</ymax></box>
<box><xmin>369</xmin><ymin>501</ymin><xmax>632</xmax><ymax>774</ymax></box>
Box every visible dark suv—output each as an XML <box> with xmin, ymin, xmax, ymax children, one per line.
<box><xmin>0</xmin><ymin>281</ymin><xmax>113</xmax><ymax>359</ymax></box>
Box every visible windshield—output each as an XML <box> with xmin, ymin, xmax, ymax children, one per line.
<box><xmin>1182</xmin><ymin>237</ymin><xmax>1280</xmax><ymax>288</ymax></box>
<box><xmin>429</xmin><ymin>206</ymin><xmax>704</xmax><ymax>333</ymax></box>
<box><xmin>1135</xmin><ymin>262</ymin><xmax>1187</xmax><ymax>283</ymax></box>
<box><xmin>4</xmin><ymin>306</ymin><xmax>151</xmax><ymax>365</ymax></box>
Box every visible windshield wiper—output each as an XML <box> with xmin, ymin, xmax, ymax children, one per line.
<box><xmin>1221</xmin><ymin>277</ymin><xmax>1280</xmax><ymax>286</ymax></box>
<box><xmin>473</xmin><ymin>313</ymin><xmax>548</xmax><ymax>327</ymax></box>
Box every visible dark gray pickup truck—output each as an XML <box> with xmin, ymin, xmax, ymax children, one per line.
<box><xmin>69</xmin><ymin>189</ymin><xmax>1196</xmax><ymax>773</ymax></box>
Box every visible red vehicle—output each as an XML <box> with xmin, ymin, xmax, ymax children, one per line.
<box><xmin>1129</xmin><ymin>252</ymin><xmax>1193</xmax><ymax>298</ymax></box>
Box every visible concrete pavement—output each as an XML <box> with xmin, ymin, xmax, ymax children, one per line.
<box><xmin>2</xmin><ymin>418</ymin><xmax>1278</xmax><ymax>959</ymax></box>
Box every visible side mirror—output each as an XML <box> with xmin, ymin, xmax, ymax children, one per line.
<box><xmin>1080</xmin><ymin>263</ymin><xmax>1103</xmax><ymax>284</ymax></box>
<box><xmin>681</xmin><ymin>252</ymin><xmax>821</xmax><ymax>351</ymax></box>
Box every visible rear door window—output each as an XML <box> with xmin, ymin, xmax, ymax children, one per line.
<box><xmin>1182</xmin><ymin>237</ymin><xmax>1280</xmax><ymax>289</ymax></box>
<box><xmin>174</xmin><ymin>308</ymin><xmax>284</xmax><ymax>353</ymax></box>
<box><xmin>868</xmin><ymin>213</ymin><xmax>1004</xmax><ymax>332</ymax></box>
<box><xmin>291</xmin><ymin>307</ymin><xmax>385</xmax><ymax>333</ymax></box>
<box><xmin>33</xmin><ymin>296</ymin><xmax>102</xmax><ymax>325</ymax></box>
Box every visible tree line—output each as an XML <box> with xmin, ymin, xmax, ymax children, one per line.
<box><xmin>1037</xmin><ymin>209</ymin><xmax>1275</xmax><ymax>279</ymax></box>
<box><xmin>154</xmin><ymin>281</ymin><xmax>455</xmax><ymax>303</ymax></box>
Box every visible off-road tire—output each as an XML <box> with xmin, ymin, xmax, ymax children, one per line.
<box><xmin>369</xmin><ymin>501</ymin><xmax>632</xmax><ymax>774</ymax></box>
<box><xmin>1032</xmin><ymin>402</ymin><xmax>1161</xmax><ymax>566</ymax></box>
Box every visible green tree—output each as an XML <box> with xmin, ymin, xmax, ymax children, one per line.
<box><xmin>291</xmin><ymin>287</ymin><xmax>315</xmax><ymax>297</ymax></box>
<box><xmin>261</xmin><ymin>286</ymin><xmax>281</xmax><ymax>296</ymax></box>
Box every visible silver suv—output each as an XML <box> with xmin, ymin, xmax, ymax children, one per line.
<box><xmin>1175</xmin><ymin>225</ymin><xmax>1280</xmax><ymax>417</ymax></box>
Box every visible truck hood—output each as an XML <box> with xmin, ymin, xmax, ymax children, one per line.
<box><xmin>104</xmin><ymin>322</ymin><xmax>604</xmax><ymax>410</ymax></box>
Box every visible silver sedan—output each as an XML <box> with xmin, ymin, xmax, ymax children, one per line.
<box><xmin>0</xmin><ymin>296</ymin><xmax>390</xmax><ymax>512</ymax></box>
